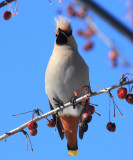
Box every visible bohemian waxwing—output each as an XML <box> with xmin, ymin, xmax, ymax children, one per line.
<box><xmin>45</xmin><ymin>16</ymin><xmax>89</xmax><ymax>156</ymax></box>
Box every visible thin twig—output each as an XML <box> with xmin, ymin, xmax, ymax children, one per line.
<box><xmin>0</xmin><ymin>79</ymin><xmax>133</xmax><ymax>142</ymax></box>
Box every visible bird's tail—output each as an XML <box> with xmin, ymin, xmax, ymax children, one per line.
<box><xmin>67</xmin><ymin>140</ymin><xmax>78</xmax><ymax>156</ymax></box>
<box><xmin>59</xmin><ymin>114</ymin><xmax>80</xmax><ymax>156</ymax></box>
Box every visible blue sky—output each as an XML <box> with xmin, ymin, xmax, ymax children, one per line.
<box><xmin>0</xmin><ymin>0</ymin><xmax>133</xmax><ymax>159</ymax></box>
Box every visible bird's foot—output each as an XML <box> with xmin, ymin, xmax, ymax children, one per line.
<box><xmin>71</xmin><ymin>96</ymin><xmax>77</xmax><ymax>109</ymax></box>
<box><xmin>53</xmin><ymin>98</ymin><xmax>64</xmax><ymax>110</ymax></box>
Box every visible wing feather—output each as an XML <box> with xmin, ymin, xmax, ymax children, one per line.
<box><xmin>49</xmin><ymin>100</ymin><xmax>64</xmax><ymax>140</ymax></box>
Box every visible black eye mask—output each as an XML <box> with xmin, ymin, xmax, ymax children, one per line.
<box><xmin>56</xmin><ymin>28</ymin><xmax>72</xmax><ymax>37</ymax></box>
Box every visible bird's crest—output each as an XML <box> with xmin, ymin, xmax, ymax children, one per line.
<box><xmin>55</xmin><ymin>16</ymin><xmax>72</xmax><ymax>33</ymax></box>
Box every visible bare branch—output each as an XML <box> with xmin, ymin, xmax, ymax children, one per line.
<box><xmin>78</xmin><ymin>0</ymin><xmax>133</xmax><ymax>41</ymax></box>
<box><xmin>86</xmin><ymin>17</ymin><xmax>133</xmax><ymax>71</ymax></box>
<box><xmin>0</xmin><ymin>79</ymin><xmax>133</xmax><ymax>142</ymax></box>
<box><xmin>0</xmin><ymin>0</ymin><xmax>15</xmax><ymax>8</ymax></box>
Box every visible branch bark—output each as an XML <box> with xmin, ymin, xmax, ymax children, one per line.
<box><xmin>0</xmin><ymin>79</ymin><xmax>133</xmax><ymax>142</ymax></box>
<box><xmin>0</xmin><ymin>0</ymin><xmax>15</xmax><ymax>8</ymax></box>
<box><xmin>86</xmin><ymin>17</ymin><xmax>133</xmax><ymax>71</ymax></box>
<box><xmin>78</xmin><ymin>0</ymin><xmax>133</xmax><ymax>41</ymax></box>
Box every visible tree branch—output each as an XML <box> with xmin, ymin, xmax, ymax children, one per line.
<box><xmin>0</xmin><ymin>79</ymin><xmax>133</xmax><ymax>142</ymax></box>
<box><xmin>86</xmin><ymin>17</ymin><xmax>133</xmax><ymax>71</ymax></box>
<box><xmin>0</xmin><ymin>0</ymin><xmax>15</xmax><ymax>8</ymax></box>
<box><xmin>78</xmin><ymin>0</ymin><xmax>133</xmax><ymax>41</ymax></box>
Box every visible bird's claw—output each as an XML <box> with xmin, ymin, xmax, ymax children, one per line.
<box><xmin>53</xmin><ymin>98</ymin><xmax>64</xmax><ymax>110</ymax></box>
<box><xmin>71</xmin><ymin>96</ymin><xmax>77</xmax><ymax>109</ymax></box>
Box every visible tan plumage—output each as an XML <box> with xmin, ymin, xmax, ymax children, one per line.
<box><xmin>45</xmin><ymin>17</ymin><xmax>89</xmax><ymax>156</ymax></box>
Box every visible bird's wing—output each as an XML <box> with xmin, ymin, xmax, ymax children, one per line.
<box><xmin>79</xmin><ymin>107</ymin><xmax>86</xmax><ymax>140</ymax></box>
<box><xmin>49</xmin><ymin>100</ymin><xmax>64</xmax><ymax>140</ymax></box>
<box><xmin>79</xmin><ymin>98</ymin><xmax>90</xmax><ymax>140</ymax></box>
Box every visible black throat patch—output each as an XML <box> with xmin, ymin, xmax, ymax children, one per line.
<box><xmin>56</xmin><ymin>28</ymin><xmax>72</xmax><ymax>45</ymax></box>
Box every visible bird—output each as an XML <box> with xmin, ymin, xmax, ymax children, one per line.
<box><xmin>45</xmin><ymin>16</ymin><xmax>89</xmax><ymax>156</ymax></box>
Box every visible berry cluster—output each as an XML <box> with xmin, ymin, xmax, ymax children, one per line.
<box><xmin>118</xmin><ymin>86</ymin><xmax>133</xmax><ymax>104</ymax></box>
<box><xmin>74</xmin><ymin>86</ymin><xmax>100</xmax><ymax>137</ymax></box>
<box><xmin>3</xmin><ymin>1</ymin><xmax>18</xmax><ymax>20</ymax></box>
<box><xmin>117</xmin><ymin>74</ymin><xmax>133</xmax><ymax>104</ymax></box>
<box><xmin>79</xmin><ymin>99</ymin><xmax>100</xmax><ymax>138</ymax></box>
<box><xmin>106</xmin><ymin>74</ymin><xmax>133</xmax><ymax>132</ymax></box>
<box><xmin>67</xmin><ymin>4</ymin><xmax>87</xmax><ymax>18</ymax></box>
<box><xmin>28</xmin><ymin>121</ymin><xmax>38</xmax><ymax>136</ymax></box>
<box><xmin>14</xmin><ymin>108</ymin><xmax>57</xmax><ymax>151</ymax></box>
<box><xmin>13</xmin><ymin>109</ymin><xmax>39</xmax><ymax>137</ymax></box>
<box><xmin>67</xmin><ymin>4</ymin><xmax>94</xmax><ymax>52</ymax></box>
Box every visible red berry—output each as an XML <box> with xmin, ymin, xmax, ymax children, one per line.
<box><xmin>83</xmin><ymin>41</ymin><xmax>93</xmax><ymax>51</ymax></box>
<box><xmin>28</xmin><ymin>121</ymin><xmax>38</xmax><ymax>130</ymax></box>
<box><xmin>86</xmin><ymin>27</ymin><xmax>95</xmax><ymax>37</ymax></box>
<box><xmin>86</xmin><ymin>105</ymin><xmax>95</xmax><ymax>115</ymax></box>
<box><xmin>47</xmin><ymin>119</ymin><xmax>56</xmax><ymax>128</ymax></box>
<box><xmin>77</xmin><ymin>30</ymin><xmax>84</xmax><ymax>36</ymax></box>
<box><xmin>30</xmin><ymin>129</ymin><xmax>37</xmax><ymax>136</ymax></box>
<box><xmin>106</xmin><ymin>122</ymin><xmax>116</xmax><ymax>132</ymax></box>
<box><xmin>3</xmin><ymin>11</ymin><xmax>12</xmax><ymax>20</ymax></box>
<box><xmin>126</xmin><ymin>94</ymin><xmax>133</xmax><ymax>104</ymax></box>
<box><xmin>82</xmin><ymin>113</ymin><xmax>92</xmax><ymax>123</ymax></box>
<box><xmin>108</xmin><ymin>49</ymin><xmax>118</xmax><ymax>60</ymax></box>
<box><xmin>76</xmin><ymin>7</ymin><xmax>87</xmax><ymax>18</ymax></box>
<box><xmin>67</xmin><ymin>4</ymin><xmax>76</xmax><ymax>17</ymax></box>
<box><xmin>117</xmin><ymin>87</ymin><xmax>127</xmax><ymax>99</ymax></box>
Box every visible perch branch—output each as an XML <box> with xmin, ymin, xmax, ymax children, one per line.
<box><xmin>0</xmin><ymin>79</ymin><xmax>133</xmax><ymax>141</ymax></box>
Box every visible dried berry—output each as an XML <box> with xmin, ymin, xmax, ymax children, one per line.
<box><xmin>28</xmin><ymin>121</ymin><xmax>38</xmax><ymax>130</ymax></box>
<box><xmin>76</xmin><ymin>7</ymin><xmax>87</xmax><ymax>18</ymax></box>
<box><xmin>3</xmin><ymin>11</ymin><xmax>12</xmax><ymax>20</ymax></box>
<box><xmin>82</xmin><ymin>113</ymin><xmax>92</xmax><ymax>123</ymax></box>
<box><xmin>86</xmin><ymin>105</ymin><xmax>95</xmax><ymax>115</ymax></box>
<box><xmin>83</xmin><ymin>41</ymin><xmax>93</xmax><ymax>51</ymax></box>
<box><xmin>106</xmin><ymin>122</ymin><xmax>116</xmax><ymax>132</ymax></box>
<box><xmin>117</xmin><ymin>87</ymin><xmax>127</xmax><ymax>99</ymax></box>
<box><xmin>86</xmin><ymin>27</ymin><xmax>95</xmax><ymax>37</ymax></box>
<box><xmin>67</xmin><ymin>4</ymin><xmax>76</xmax><ymax>17</ymax></box>
<box><xmin>30</xmin><ymin>129</ymin><xmax>37</xmax><ymax>136</ymax></box>
<box><xmin>108</xmin><ymin>49</ymin><xmax>118</xmax><ymax>60</ymax></box>
<box><xmin>77</xmin><ymin>30</ymin><xmax>84</xmax><ymax>36</ymax></box>
<box><xmin>47</xmin><ymin>119</ymin><xmax>56</xmax><ymax>128</ymax></box>
<box><xmin>126</xmin><ymin>94</ymin><xmax>133</xmax><ymax>104</ymax></box>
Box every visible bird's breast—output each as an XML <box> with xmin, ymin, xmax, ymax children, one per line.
<box><xmin>45</xmin><ymin>47</ymin><xmax>89</xmax><ymax>116</ymax></box>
